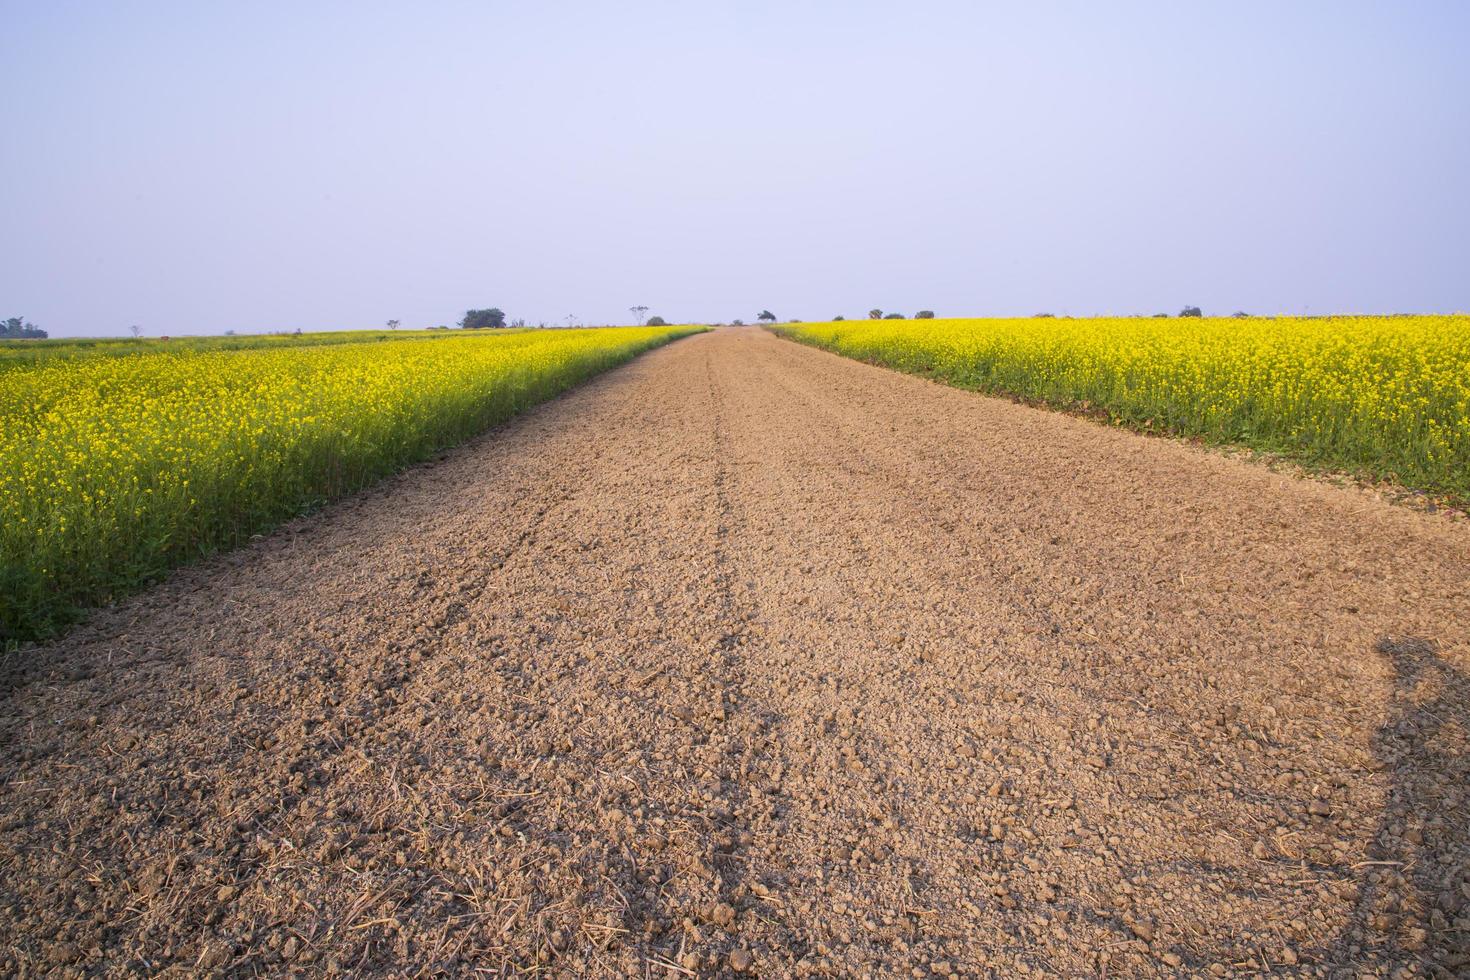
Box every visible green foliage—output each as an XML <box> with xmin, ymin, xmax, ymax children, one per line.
<box><xmin>461</xmin><ymin>308</ymin><xmax>507</xmax><ymax>329</ymax></box>
<box><xmin>915</xmin><ymin>310</ymin><xmax>935</xmax><ymax>319</ymax></box>
<box><xmin>757</xmin><ymin>310</ymin><xmax>776</xmax><ymax>322</ymax></box>
<box><xmin>646</xmin><ymin>316</ymin><xmax>668</xmax><ymax>326</ymax></box>
<box><xmin>2</xmin><ymin>317</ymin><xmax>47</xmax><ymax>339</ymax></box>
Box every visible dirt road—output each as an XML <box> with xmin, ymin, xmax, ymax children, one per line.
<box><xmin>3</xmin><ymin>327</ymin><xmax>1468</xmax><ymax>977</ymax></box>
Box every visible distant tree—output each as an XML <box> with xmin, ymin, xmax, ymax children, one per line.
<box><xmin>130</xmin><ymin>324</ymin><xmax>142</xmax><ymax>338</ymax></box>
<box><xmin>731</xmin><ymin>319</ymin><xmax>745</xmax><ymax>326</ymax></box>
<box><xmin>884</xmin><ymin>312</ymin><xmax>906</xmax><ymax>319</ymax></box>
<box><xmin>757</xmin><ymin>310</ymin><xmax>776</xmax><ymax>322</ymax></box>
<box><xmin>868</xmin><ymin>308</ymin><xmax>883</xmax><ymax>320</ymax></box>
<box><xmin>915</xmin><ymin>310</ymin><xmax>935</xmax><ymax>319</ymax></box>
<box><xmin>1153</xmin><ymin>313</ymin><xmax>1170</xmax><ymax>318</ymax></box>
<box><xmin>1180</xmin><ymin>306</ymin><xmax>1203</xmax><ymax>318</ymax></box>
<box><xmin>1035</xmin><ymin>313</ymin><xmax>1055</xmax><ymax>318</ymax></box>
<box><xmin>224</xmin><ymin>329</ymin><xmax>236</xmax><ymax>336</ymax></box>
<box><xmin>833</xmin><ymin>315</ymin><xmax>845</xmax><ymax>321</ymax></box>
<box><xmin>511</xmin><ymin>318</ymin><xmax>526</xmax><ymax>327</ymax></box>
<box><xmin>1</xmin><ymin>316</ymin><xmax>47</xmax><ymax>339</ymax></box>
<box><xmin>629</xmin><ymin>305</ymin><xmax>649</xmax><ymax>325</ymax></box>
<box><xmin>646</xmin><ymin>315</ymin><xmax>668</xmax><ymax>326</ymax></box>
<box><xmin>461</xmin><ymin>308</ymin><xmax>507</xmax><ymax>329</ymax></box>
<box><xmin>1231</xmin><ymin>311</ymin><xmax>1250</xmax><ymax>318</ymax></box>
<box><xmin>386</xmin><ymin>319</ymin><xmax>401</xmax><ymax>330</ymax></box>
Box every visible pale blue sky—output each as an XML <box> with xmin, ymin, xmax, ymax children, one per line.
<box><xmin>3</xmin><ymin>1</ymin><xmax>1467</xmax><ymax>336</ymax></box>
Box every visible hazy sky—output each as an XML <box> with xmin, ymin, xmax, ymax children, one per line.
<box><xmin>3</xmin><ymin>1</ymin><xmax>1468</xmax><ymax>336</ymax></box>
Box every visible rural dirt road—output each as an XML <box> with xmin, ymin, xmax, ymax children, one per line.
<box><xmin>3</xmin><ymin>327</ymin><xmax>1468</xmax><ymax>978</ymax></box>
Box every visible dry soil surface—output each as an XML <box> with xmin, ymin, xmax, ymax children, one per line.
<box><xmin>2</xmin><ymin>327</ymin><xmax>1468</xmax><ymax>978</ymax></box>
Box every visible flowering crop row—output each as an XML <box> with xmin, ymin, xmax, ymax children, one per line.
<box><xmin>1</xmin><ymin>326</ymin><xmax>700</xmax><ymax>642</ymax></box>
<box><xmin>775</xmin><ymin>316</ymin><xmax>1469</xmax><ymax>501</ymax></box>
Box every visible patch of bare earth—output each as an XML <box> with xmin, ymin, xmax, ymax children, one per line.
<box><xmin>2</xmin><ymin>327</ymin><xmax>1467</xmax><ymax>977</ymax></box>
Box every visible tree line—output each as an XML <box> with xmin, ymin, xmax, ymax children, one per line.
<box><xmin>2</xmin><ymin>317</ymin><xmax>47</xmax><ymax>339</ymax></box>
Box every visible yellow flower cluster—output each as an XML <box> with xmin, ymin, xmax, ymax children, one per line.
<box><xmin>1</xmin><ymin>326</ymin><xmax>699</xmax><ymax>641</ymax></box>
<box><xmin>777</xmin><ymin>315</ymin><xmax>1470</xmax><ymax>498</ymax></box>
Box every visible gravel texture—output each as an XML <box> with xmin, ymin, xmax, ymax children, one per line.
<box><xmin>2</xmin><ymin>326</ymin><xmax>1467</xmax><ymax>977</ymax></box>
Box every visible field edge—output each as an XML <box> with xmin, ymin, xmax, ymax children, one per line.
<box><xmin>767</xmin><ymin>324</ymin><xmax>1469</xmax><ymax>519</ymax></box>
<box><xmin>2</xmin><ymin>327</ymin><xmax>706</xmax><ymax>649</ymax></box>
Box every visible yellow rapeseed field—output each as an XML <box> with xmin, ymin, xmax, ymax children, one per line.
<box><xmin>1</xmin><ymin>326</ymin><xmax>700</xmax><ymax>641</ymax></box>
<box><xmin>777</xmin><ymin>315</ymin><xmax>1470</xmax><ymax>500</ymax></box>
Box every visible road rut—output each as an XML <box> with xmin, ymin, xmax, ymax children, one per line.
<box><xmin>3</xmin><ymin>327</ymin><xmax>1468</xmax><ymax>977</ymax></box>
